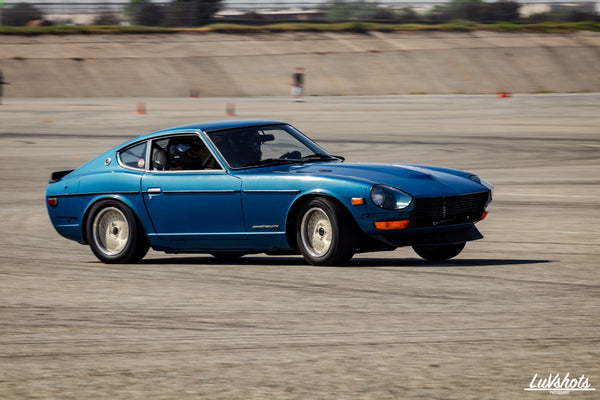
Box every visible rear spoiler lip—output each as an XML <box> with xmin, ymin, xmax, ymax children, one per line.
<box><xmin>49</xmin><ymin>169</ymin><xmax>74</xmax><ymax>184</ymax></box>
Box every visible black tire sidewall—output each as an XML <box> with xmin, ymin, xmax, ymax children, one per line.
<box><xmin>412</xmin><ymin>243</ymin><xmax>465</xmax><ymax>262</ymax></box>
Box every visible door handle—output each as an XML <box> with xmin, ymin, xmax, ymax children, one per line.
<box><xmin>147</xmin><ymin>187</ymin><xmax>162</xmax><ymax>194</ymax></box>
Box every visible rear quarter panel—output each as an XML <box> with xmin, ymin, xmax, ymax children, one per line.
<box><xmin>47</xmin><ymin>163</ymin><xmax>152</xmax><ymax>245</ymax></box>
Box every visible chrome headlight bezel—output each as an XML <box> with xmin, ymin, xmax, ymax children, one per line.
<box><xmin>470</xmin><ymin>175</ymin><xmax>494</xmax><ymax>205</ymax></box>
<box><xmin>470</xmin><ymin>175</ymin><xmax>495</xmax><ymax>192</ymax></box>
<box><xmin>370</xmin><ymin>184</ymin><xmax>413</xmax><ymax>210</ymax></box>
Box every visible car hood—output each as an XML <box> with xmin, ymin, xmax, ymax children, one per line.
<box><xmin>288</xmin><ymin>162</ymin><xmax>487</xmax><ymax>197</ymax></box>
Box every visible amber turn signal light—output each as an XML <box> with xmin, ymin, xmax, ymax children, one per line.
<box><xmin>374</xmin><ymin>220</ymin><xmax>410</xmax><ymax>230</ymax></box>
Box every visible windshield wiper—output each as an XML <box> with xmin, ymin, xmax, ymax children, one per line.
<box><xmin>242</xmin><ymin>154</ymin><xmax>343</xmax><ymax>168</ymax></box>
<box><xmin>242</xmin><ymin>158</ymin><xmax>298</xmax><ymax>168</ymax></box>
<box><xmin>301</xmin><ymin>153</ymin><xmax>341</xmax><ymax>162</ymax></box>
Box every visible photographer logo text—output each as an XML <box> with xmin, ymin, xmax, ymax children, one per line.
<box><xmin>525</xmin><ymin>373</ymin><xmax>595</xmax><ymax>394</ymax></box>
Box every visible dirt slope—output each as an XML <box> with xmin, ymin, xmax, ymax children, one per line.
<box><xmin>1</xmin><ymin>31</ymin><xmax>599</xmax><ymax>97</ymax></box>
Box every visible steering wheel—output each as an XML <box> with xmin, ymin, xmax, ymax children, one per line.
<box><xmin>280</xmin><ymin>151</ymin><xmax>301</xmax><ymax>160</ymax></box>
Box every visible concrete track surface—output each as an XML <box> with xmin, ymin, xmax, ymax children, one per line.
<box><xmin>0</xmin><ymin>95</ymin><xmax>599</xmax><ymax>399</ymax></box>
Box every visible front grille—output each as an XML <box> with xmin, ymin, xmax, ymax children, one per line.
<box><xmin>410</xmin><ymin>192</ymin><xmax>489</xmax><ymax>228</ymax></box>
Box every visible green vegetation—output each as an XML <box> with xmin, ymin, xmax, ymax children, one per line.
<box><xmin>1</xmin><ymin>0</ymin><xmax>597</xmax><ymax>33</ymax></box>
<box><xmin>126</xmin><ymin>0</ymin><xmax>223</xmax><ymax>27</ymax></box>
<box><xmin>0</xmin><ymin>21</ymin><xmax>598</xmax><ymax>35</ymax></box>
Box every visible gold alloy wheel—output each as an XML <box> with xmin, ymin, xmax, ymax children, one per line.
<box><xmin>92</xmin><ymin>207</ymin><xmax>130</xmax><ymax>256</ymax></box>
<box><xmin>300</xmin><ymin>207</ymin><xmax>333</xmax><ymax>258</ymax></box>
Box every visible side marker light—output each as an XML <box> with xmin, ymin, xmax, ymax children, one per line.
<box><xmin>352</xmin><ymin>198</ymin><xmax>365</xmax><ymax>206</ymax></box>
<box><xmin>374</xmin><ymin>220</ymin><xmax>410</xmax><ymax>230</ymax></box>
<box><xmin>480</xmin><ymin>211</ymin><xmax>489</xmax><ymax>221</ymax></box>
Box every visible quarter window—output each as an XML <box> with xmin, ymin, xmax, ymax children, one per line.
<box><xmin>118</xmin><ymin>142</ymin><xmax>147</xmax><ymax>170</ymax></box>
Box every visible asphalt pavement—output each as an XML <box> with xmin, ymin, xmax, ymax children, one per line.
<box><xmin>0</xmin><ymin>94</ymin><xmax>598</xmax><ymax>399</ymax></box>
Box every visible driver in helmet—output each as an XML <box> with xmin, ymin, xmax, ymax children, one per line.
<box><xmin>233</xmin><ymin>130</ymin><xmax>262</xmax><ymax>168</ymax></box>
<box><xmin>169</xmin><ymin>140</ymin><xmax>210</xmax><ymax>170</ymax></box>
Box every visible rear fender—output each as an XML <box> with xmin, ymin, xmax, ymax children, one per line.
<box><xmin>81</xmin><ymin>194</ymin><xmax>153</xmax><ymax>245</ymax></box>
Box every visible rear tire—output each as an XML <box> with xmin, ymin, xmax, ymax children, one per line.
<box><xmin>412</xmin><ymin>243</ymin><xmax>465</xmax><ymax>261</ymax></box>
<box><xmin>86</xmin><ymin>200</ymin><xmax>149</xmax><ymax>264</ymax></box>
<box><xmin>296</xmin><ymin>198</ymin><xmax>356</xmax><ymax>266</ymax></box>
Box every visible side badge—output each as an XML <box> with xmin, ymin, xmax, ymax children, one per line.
<box><xmin>104</xmin><ymin>158</ymin><xmax>112</xmax><ymax>166</ymax></box>
<box><xmin>252</xmin><ymin>225</ymin><xmax>279</xmax><ymax>230</ymax></box>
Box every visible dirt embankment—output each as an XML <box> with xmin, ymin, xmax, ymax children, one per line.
<box><xmin>1</xmin><ymin>31</ymin><xmax>599</xmax><ymax>97</ymax></box>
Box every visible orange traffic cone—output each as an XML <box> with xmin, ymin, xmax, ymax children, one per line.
<box><xmin>136</xmin><ymin>101</ymin><xmax>146</xmax><ymax>114</ymax></box>
<box><xmin>225</xmin><ymin>102</ymin><xmax>236</xmax><ymax>116</ymax></box>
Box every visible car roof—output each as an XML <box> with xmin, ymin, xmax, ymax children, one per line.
<box><xmin>137</xmin><ymin>119</ymin><xmax>286</xmax><ymax>141</ymax></box>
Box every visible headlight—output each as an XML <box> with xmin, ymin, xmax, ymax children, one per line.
<box><xmin>470</xmin><ymin>175</ymin><xmax>495</xmax><ymax>192</ymax></box>
<box><xmin>370</xmin><ymin>185</ymin><xmax>413</xmax><ymax>210</ymax></box>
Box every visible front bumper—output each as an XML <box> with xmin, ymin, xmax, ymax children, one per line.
<box><xmin>370</xmin><ymin>223</ymin><xmax>483</xmax><ymax>247</ymax></box>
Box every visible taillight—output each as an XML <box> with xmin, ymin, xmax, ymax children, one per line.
<box><xmin>47</xmin><ymin>198</ymin><xmax>58</xmax><ymax>206</ymax></box>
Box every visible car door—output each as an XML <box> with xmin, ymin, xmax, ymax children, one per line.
<box><xmin>141</xmin><ymin>134</ymin><xmax>245</xmax><ymax>242</ymax></box>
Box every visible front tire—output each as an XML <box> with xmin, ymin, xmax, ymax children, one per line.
<box><xmin>86</xmin><ymin>200</ymin><xmax>149</xmax><ymax>264</ymax></box>
<box><xmin>412</xmin><ymin>243</ymin><xmax>465</xmax><ymax>262</ymax></box>
<box><xmin>296</xmin><ymin>198</ymin><xmax>356</xmax><ymax>266</ymax></box>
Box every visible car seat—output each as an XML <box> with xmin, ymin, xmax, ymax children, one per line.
<box><xmin>152</xmin><ymin>148</ymin><xmax>168</xmax><ymax>171</ymax></box>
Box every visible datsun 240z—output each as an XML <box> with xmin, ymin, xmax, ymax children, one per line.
<box><xmin>46</xmin><ymin>120</ymin><xmax>494</xmax><ymax>266</ymax></box>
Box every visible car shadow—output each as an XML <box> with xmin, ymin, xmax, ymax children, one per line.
<box><xmin>137</xmin><ymin>256</ymin><xmax>551</xmax><ymax>268</ymax></box>
<box><xmin>345</xmin><ymin>258</ymin><xmax>552</xmax><ymax>268</ymax></box>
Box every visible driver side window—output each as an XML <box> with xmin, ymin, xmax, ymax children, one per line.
<box><xmin>150</xmin><ymin>136</ymin><xmax>220</xmax><ymax>171</ymax></box>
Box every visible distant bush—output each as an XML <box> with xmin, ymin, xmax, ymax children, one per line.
<box><xmin>0</xmin><ymin>21</ymin><xmax>599</xmax><ymax>35</ymax></box>
<box><xmin>166</xmin><ymin>0</ymin><xmax>223</xmax><ymax>26</ymax></box>
<box><xmin>92</xmin><ymin>13</ymin><xmax>121</xmax><ymax>26</ymax></box>
<box><xmin>126</xmin><ymin>0</ymin><xmax>222</xmax><ymax>27</ymax></box>
<box><xmin>526</xmin><ymin>9</ymin><xmax>599</xmax><ymax>23</ymax></box>
<box><xmin>478</xmin><ymin>1</ymin><xmax>521</xmax><ymax>23</ymax></box>
<box><xmin>3</xmin><ymin>2</ymin><xmax>44</xmax><ymax>26</ymax></box>
<box><xmin>139</xmin><ymin>3</ymin><xmax>166</xmax><ymax>26</ymax></box>
<box><xmin>318</xmin><ymin>0</ymin><xmax>401</xmax><ymax>22</ymax></box>
<box><xmin>425</xmin><ymin>0</ymin><xmax>521</xmax><ymax>23</ymax></box>
<box><xmin>317</xmin><ymin>0</ymin><xmax>523</xmax><ymax>24</ymax></box>
<box><xmin>126</xmin><ymin>0</ymin><xmax>167</xmax><ymax>26</ymax></box>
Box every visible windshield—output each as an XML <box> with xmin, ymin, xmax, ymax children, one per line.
<box><xmin>204</xmin><ymin>124</ymin><xmax>337</xmax><ymax>169</ymax></box>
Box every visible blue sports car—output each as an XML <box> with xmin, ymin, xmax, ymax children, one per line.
<box><xmin>46</xmin><ymin>120</ymin><xmax>493</xmax><ymax>266</ymax></box>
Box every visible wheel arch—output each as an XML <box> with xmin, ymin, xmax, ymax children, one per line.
<box><xmin>285</xmin><ymin>193</ymin><xmax>360</xmax><ymax>251</ymax></box>
<box><xmin>81</xmin><ymin>195</ymin><xmax>149</xmax><ymax>245</ymax></box>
